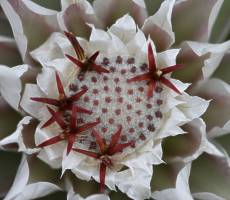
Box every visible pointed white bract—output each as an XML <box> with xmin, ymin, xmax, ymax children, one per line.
<box><xmin>0</xmin><ymin>116</ymin><xmax>39</xmax><ymax>154</ymax></box>
<box><xmin>152</xmin><ymin>163</ymin><xmax>226</xmax><ymax>200</ymax></box>
<box><xmin>0</xmin><ymin>64</ymin><xmax>28</xmax><ymax>110</ymax></box>
<box><xmin>173</xmin><ymin>0</ymin><xmax>224</xmax><ymax>42</ymax></box>
<box><xmin>142</xmin><ymin>0</ymin><xmax>176</xmax><ymax>50</ymax></box>
<box><xmin>4</xmin><ymin>156</ymin><xmax>61</xmax><ymax>200</ymax></box>
<box><xmin>181</xmin><ymin>118</ymin><xmax>224</xmax><ymax>163</ymax></box>
<box><xmin>61</xmin><ymin>0</ymin><xmax>95</xmax><ymax>14</ymax></box>
<box><xmin>193</xmin><ymin>78</ymin><xmax>230</xmax><ymax>132</ymax></box>
<box><xmin>185</xmin><ymin>41</ymin><xmax>230</xmax><ymax>79</ymax></box>
<box><xmin>0</xmin><ymin>0</ymin><xmax>60</xmax><ymax>62</ymax></box>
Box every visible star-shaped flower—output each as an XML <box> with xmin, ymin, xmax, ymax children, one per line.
<box><xmin>73</xmin><ymin>126</ymin><xmax>134</xmax><ymax>193</ymax></box>
<box><xmin>127</xmin><ymin>43</ymin><xmax>184</xmax><ymax>99</ymax></box>
<box><xmin>64</xmin><ymin>31</ymin><xmax>110</xmax><ymax>74</ymax></box>
<box><xmin>31</xmin><ymin>72</ymin><xmax>91</xmax><ymax>128</ymax></box>
<box><xmin>38</xmin><ymin>105</ymin><xmax>100</xmax><ymax>155</ymax></box>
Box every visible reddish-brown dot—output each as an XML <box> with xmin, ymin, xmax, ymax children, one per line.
<box><xmin>63</xmin><ymin>113</ymin><xmax>70</xmax><ymax>122</ymax></box>
<box><xmin>127</xmin><ymin>104</ymin><xmax>132</xmax><ymax>110</ymax></box>
<box><xmin>129</xmin><ymin>128</ymin><xmax>135</xmax><ymax>134</ymax></box>
<box><xmin>91</xmin><ymin>76</ymin><xmax>97</xmax><ymax>83</ymax></box>
<box><xmin>121</xmin><ymin>69</ymin><xmax>126</xmax><ymax>74</ymax></box>
<box><xmin>130</xmin><ymin>66</ymin><xmax>137</xmax><ymax>73</ymax></box>
<box><xmin>148</xmin><ymin>124</ymin><xmax>155</xmax><ymax>132</ymax></box>
<box><xmin>155</xmin><ymin>111</ymin><xmax>163</xmax><ymax>118</ymax></box>
<box><xmin>115</xmin><ymin>87</ymin><xmax>122</xmax><ymax>93</ymax></box>
<box><xmin>102</xmin><ymin>57</ymin><xmax>110</xmax><ymax>65</ymax></box>
<box><xmin>78</xmin><ymin>139</ymin><xmax>85</xmax><ymax>144</ymax></box>
<box><xmin>116</xmin><ymin>56</ymin><xmax>123</xmax><ymax>64</ymax></box>
<box><xmin>89</xmin><ymin>142</ymin><xmax>97</xmax><ymax>150</ymax></box>
<box><xmin>146</xmin><ymin>103</ymin><xmax>152</xmax><ymax>109</ymax></box>
<box><xmin>115</xmin><ymin>109</ymin><xmax>121</xmax><ymax>115</ymax></box>
<box><xmin>60</xmin><ymin>133</ymin><xmax>66</xmax><ymax>139</ymax></box>
<box><xmin>139</xmin><ymin>133</ymin><xmax>146</xmax><ymax>141</ymax></box>
<box><xmin>127</xmin><ymin>89</ymin><xmax>133</xmax><ymax>95</ymax></box>
<box><xmin>121</xmin><ymin>135</ymin><xmax>127</xmax><ymax>142</ymax></box>
<box><xmin>105</xmin><ymin>97</ymin><xmax>112</xmax><ymax>103</ymax></box>
<box><xmin>101</xmin><ymin>127</ymin><xmax>108</xmax><ymax>133</ymax></box>
<box><xmin>157</xmin><ymin>99</ymin><xmax>163</xmax><ymax>105</ymax></box>
<box><xmin>103</xmin><ymin>76</ymin><xmax>109</xmax><ymax>82</ymax></box>
<box><xmin>126</xmin><ymin>116</ymin><xmax>132</xmax><ymax>123</ymax></box>
<box><xmin>136</xmin><ymin>97</ymin><xmax>142</xmax><ymax>103</ymax></box>
<box><xmin>69</xmin><ymin>83</ymin><xmax>78</xmax><ymax>92</ymax></box>
<box><xmin>110</xmin><ymin>67</ymin><xmax>116</xmax><ymax>72</ymax></box>
<box><xmin>83</xmin><ymin>96</ymin><xmax>89</xmax><ymax>102</ymax></box>
<box><xmin>81</xmin><ymin>85</ymin><xmax>88</xmax><ymax>90</ymax></box>
<box><xmin>108</xmin><ymin>118</ymin><xmax>114</xmax><ymax>124</ymax></box>
<box><xmin>131</xmin><ymin>143</ymin><xmax>136</xmax><ymax>148</ymax></box>
<box><xmin>146</xmin><ymin>115</ymin><xmax>153</xmax><ymax>121</ymax></box>
<box><xmin>78</xmin><ymin>74</ymin><xmax>85</xmax><ymax>81</ymax></box>
<box><xmin>77</xmin><ymin>118</ymin><xmax>84</xmax><ymax>124</ymax></box>
<box><xmin>140</xmin><ymin>63</ymin><xmax>147</xmax><ymax>71</ymax></box>
<box><xmin>104</xmin><ymin>85</ymin><xmax>109</xmax><ymax>92</ymax></box>
<box><xmin>93</xmin><ymin>100</ymin><xmax>99</xmax><ymax>106</ymax></box>
<box><xmin>102</xmin><ymin>108</ymin><xmax>108</xmax><ymax>113</ymax></box>
<box><xmin>117</xmin><ymin>97</ymin><xmax>123</xmax><ymax>103</ymax></box>
<box><xmin>136</xmin><ymin>110</ymin><xmax>142</xmax><ymax>116</ymax></box>
<box><xmin>93</xmin><ymin>89</ymin><xmax>99</xmax><ymax>95</ymax></box>
<box><xmin>155</xmin><ymin>86</ymin><xmax>163</xmax><ymax>93</ymax></box>
<box><xmin>127</xmin><ymin>57</ymin><xmax>135</xmax><ymax>64</ymax></box>
<box><xmin>138</xmin><ymin>87</ymin><xmax>144</xmax><ymax>92</ymax></box>
<box><xmin>138</xmin><ymin>122</ymin><xmax>144</xmax><ymax>128</ymax></box>
<box><xmin>114</xmin><ymin>77</ymin><xmax>120</xmax><ymax>83</ymax></box>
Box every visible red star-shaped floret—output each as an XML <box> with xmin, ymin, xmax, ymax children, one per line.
<box><xmin>31</xmin><ymin>72</ymin><xmax>91</xmax><ymax>128</ymax></box>
<box><xmin>73</xmin><ymin>126</ymin><xmax>134</xmax><ymax>193</ymax></box>
<box><xmin>38</xmin><ymin>106</ymin><xmax>100</xmax><ymax>155</ymax></box>
<box><xmin>127</xmin><ymin>43</ymin><xmax>184</xmax><ymax>99</ymax></box>
<box><xmin>64</xmin><ymin>31</ymin><xmax>110</xmax><ymax>74</ymax></box>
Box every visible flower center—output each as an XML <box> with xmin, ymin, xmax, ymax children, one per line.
<box><xmin>100</xmin><ymin>155</ymin><xmax>113</xmax><ymax>167</ymax></box>
<box><xmin>69</xmin><ymin>55</ymin><xmax>165</xmax><ymax>153</ymax></box>
<box><xmin>153</xmin><ymin>70</ymin><xmax>163</xmax><ymax>80</ymax></box>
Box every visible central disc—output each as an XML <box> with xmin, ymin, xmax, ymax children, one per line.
<box><xmin>69</xmin><ymin>55</ymin><xmax>165</xmax><ymax>153</ymax></box>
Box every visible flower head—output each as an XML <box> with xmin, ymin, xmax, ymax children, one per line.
<box><xmin>0</xmin><ymin>0</ymin><xmax>229</xmax><ymax>200</ymax></box>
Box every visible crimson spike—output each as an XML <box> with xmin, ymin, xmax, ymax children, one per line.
<box><xmin>73</xmin><ymin>126</ymin><xmax>134</xmax><ymax>193</ymax></box>
<box><xmin>127</xmin><ymin>43</ymin><xmax>184</xmax><ymax>99</ymax></box>
<box><xmin>64</xmin><ymin>31</ymin><xmax>110</xmax><ymax>74</ymax></box>
<box><xmin>31</xmin><ymin>72</ymin><xmax>91</xmax><ymax>128</ymax></box>
<box><xmin>38</xmin><ymin>106</ymin><xmax>100</xmax><ymax>155</ymax></box>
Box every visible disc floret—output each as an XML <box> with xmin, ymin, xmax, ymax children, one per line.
<box><xmin>64</xmin><ymin>31</ymin><xmax>110</xmax><ymax>74</ymax></box>
<box><xmin>127</xmin><ymin>43</ymin><xmax>184</xmax><ymax>99</ymax></box>
<box><xmin>31</xmin><ymin>72</ymin><xmax>91</xmax><ymax>128</ymax></box>
<box><xmin>38</xmin><ymin>105</ymin><xmax>100</xmax><ymax>155</ymax></box>
<box><xmin>73</xmin><ymin>126</ymin><xmax>134</xmax><ymax>192</ymax></box>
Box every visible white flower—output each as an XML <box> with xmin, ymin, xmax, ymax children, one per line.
<box><xmin>0</xmin><ymin>0</ymin><xmax>229</xmax><ymax>199</ymax></box>
<box><xmin>15</xmin><ymin>14</ymin><xmax>209</xmax><ymax>200</ymax></box>
<box><xmin>0</xmin><ymin>64</ymin><xmax>28</xmax><ymax>111</ymax></box>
